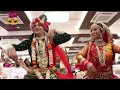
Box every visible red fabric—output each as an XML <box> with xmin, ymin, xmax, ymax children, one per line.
<box><xmin>55</xmin><ymin>46</ymin><xmax>71</xmax><ymax>73</ymax></box>
<box><xmin>82</xmin><ymin>59</ymin><xmax>87</xmax><ymax>65</ymax></box>
<box><xmin>45</xmin><ymin>36</ymin><xmax>73</xmax><ymax>78</ymax></box>
<box><xmin>81</xmin><ymin>59</ymin><xmax>88</xmax><ymax>70</ymax></box>
<box><xmin>41</xmin><ymin>24</ymin><xmax>48</xmax><ymax>31</ymax></box>
<box><xmin>30</xmin><ymin>17</ymin><xmax>50</xmax><ymax>31</ymax></box>
<box><xmin>46</xmin><ymin>42</ymin><xmax>75</xmax><ymax>79</ymax></box>
<box><xmin>53</xmin><ymin>71</ymin><xmax>76</xmax><ymax>79</ymax></box>
<box><xmin>75</xmin><ymin>64</ymin><xmax>85</xmax><ymax>71</ymax></box>
<box><xmin>89</xmin><ymin>42</ymin><xmax>98</xmax><ymax>67</ymax></box>
<box><xmin>32</xmin><ymin>18</ymin><xmax>40</xmax><ymax>24</ymax></box>
<box><xmin>103</xmin><ymin>31</ymin><xmax>110</xmax><ymax>43</ymax></box>
<box><xmin>84</xmin><ymin>61</ymin><xmax>89</xmax><ymax>70</ymax></box>
<box><xmin>52</xmin><ymin>44</ymin><xmax>56</xmax><ymax>66</ymax></box>
<box><xmin>53</xmin><ymin>46</ymin><xmax>75</xmax><ymax>79</ymax></box>
<box><xmin>43</xmin><ymin>22</ymin><xmax>51</xmax><ymax>31</ymax></box>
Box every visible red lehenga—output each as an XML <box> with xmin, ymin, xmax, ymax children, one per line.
<box><xmin>77</xmin><ymin>41</ymin><xmax>120</xmax><ymax>79</ymax></box>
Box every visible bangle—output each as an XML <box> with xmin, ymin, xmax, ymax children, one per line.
<box><xmin>76</xmin><ymin>55</ymin><xmax>83</xmax><ymax>62</ymax></box>
<box><xmin>80</xmin><ymin>59</ymin><xmax>93</xmax><ymax>70</ymax></box>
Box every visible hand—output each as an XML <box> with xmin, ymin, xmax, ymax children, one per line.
<box><xmin>34</xmin><ymin>69</ymin><xmax>43</xmax><ymax>79</ymax></box>
<box><xmin>19</xmin><ymin>61</ymin><xmax>26</xmax><ymax>67</ymax></box>
<box><xmin>28</xmin><ymin>67</ymin><xmax>34</xmax><ymax>74</ymax></box>
<box><xmin>6</xmin><ymin>48</ymin><xmax>19</xmax><ymax>66</ymax></box>
<box><xmin>6</xmin><ymin>48</ymin><xmax>17</xmax><ymax>59</ymax></box>
<box><xmin>87</xmin><ymin>65</ymin><xmax>97</xmax><ymax>79</ymax></box>
<box><xmin>38</xmin><ymin>67</ymin><xmax>48</xmax><ymax>73</ymax></box>
<box><xmin>34</xmin><ymin>69</ymin><xmax>39</xmax><ymax>74</ymax></box>
<box><xmin>55</xmin><ymin>30</ymin><xmax>64</xmax><ymax>34</ymax></box>
<box><xmin>47</xmin><ymin>29</ymin><xmax>55</xmax><ymax>38</ymax></box>
<box><xmin>47</xmin><ymin>29</ymin><xmax>56</xmax><ymax>43</ymax></box>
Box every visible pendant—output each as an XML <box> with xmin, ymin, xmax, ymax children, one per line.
<box><xmin>100</xmin><ymin>59</ymin><xmax>105</xmax><ymax>66</ymax></box>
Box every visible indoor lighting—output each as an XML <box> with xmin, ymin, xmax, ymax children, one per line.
<box><xmin>44</xmin><ymin>12</ymin><xmax>69</xmax><ymax>22</ymax></box>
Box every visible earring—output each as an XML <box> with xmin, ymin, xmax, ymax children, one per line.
<box><xmin>100</xmin><ymin>35</ymin><xmax>103</xmax><ymax>38</ymax></box>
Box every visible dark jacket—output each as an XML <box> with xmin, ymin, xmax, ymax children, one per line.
<box><xmin>12</xmin><ymin>32</ymin><xmax>71</xmax><ymax>62</ymax></box>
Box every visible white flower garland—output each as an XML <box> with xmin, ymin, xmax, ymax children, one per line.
<box><xmin>31</xmin><ymin>35</ymin><xmax>53</xmax><ymax>68</ymax></box>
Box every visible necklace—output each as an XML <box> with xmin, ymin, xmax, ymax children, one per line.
<box><xmin>36</xmin><ymin>37</ymin><xmax>48</xmax><ymax>68</ymax></box>
<box><xmin>32</xmin><ymin>34</ymin><xmax>55</xmax><ymax>68</ymax></box>
<box><xmin>31</xmin><ymin>35</ymin><xmax>48</xmax><ymax>68</ymax></box>
<box><xmin>96</xmin><ymin>45</ymin><xmax>106</xmax><ymax>66</ymax></box>
<box><xmin>94</xmin><ymin>38</ymin><xmax>106</xmax><ymax>46</ymax></box>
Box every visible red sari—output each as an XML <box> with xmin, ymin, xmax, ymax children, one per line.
<box><xmin>77</xmin><ymin>42</ymin><xmax>120</xmax><ymax>79</ymax></box>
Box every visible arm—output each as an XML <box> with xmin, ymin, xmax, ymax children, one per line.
<box><xmin>76</xmin><ymin>44</ymin><xmax>88</xmax><ymax>62</ymax></box>
<box><xmin>34</xmin><ymin>69</ymin><xmax>43</xmax><ymax>79</ymax></box>
<box><xmin>76</xmin><ymin>44</ymin><xmax>93</xmax><ymax>70</ymax></box>
<box><xmin>12</xmin><ymin>39</ymin><xmax>31</xmax><ymax>51</ymax></box>
<box><xmin>53</xmin><ymin>31</ymin><xmax>71</xmax><ymax>46</ymax></box>
<box><xmin>76</xmin><ymin>43</ymin><xmax>94</xmax><ymax>71</ymax></box>
<box><xmin>76</xmin><ymin>43</ymin><xmax>97</xmax><ymax>78</ymax></box>
<box><xmin>47</xmin><ymin>29</ymin><xmax>72</xmax><ymax>46</ymax></box>
<box><xmin>6</xmin><ymin>39</ymin><xmax>31</xmax><ymax>66</ymax></box>
<box><xmin>19</xmin><ymin>60</ymin><xmax>31</xmax><ymax>73</ymax></box>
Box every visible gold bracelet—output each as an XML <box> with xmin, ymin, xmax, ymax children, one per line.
<box><xmin>76</xmin><ymin>54</ymin><xmax>83</xmax><ymax>62</ymax></box>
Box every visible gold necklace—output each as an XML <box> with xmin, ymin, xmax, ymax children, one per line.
<box><xmin>96</xmin><ymin>45</ymin><xmax>106</xmax><ymax>66</ymax></box>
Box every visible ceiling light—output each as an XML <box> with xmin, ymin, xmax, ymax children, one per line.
<box><xmin>44</xmin><ymin>12</ymin><xmax>69</xmax><ymax>22</ymax></box>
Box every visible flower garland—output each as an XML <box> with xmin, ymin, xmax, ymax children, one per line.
<box><xmin>31</xmin><ymin>37</ymin><xmax>37</xmax><ymax>68</ymax></box>
<box><xmin>31</xmin><ymin>36</ymin><xmax>54</xmax><ymax>69</ymax></box>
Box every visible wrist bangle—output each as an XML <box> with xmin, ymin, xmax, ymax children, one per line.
<box><xmin>76</xmin><ymin>55</ymin><xmax>83</xmax><ymax>62</ymax></box>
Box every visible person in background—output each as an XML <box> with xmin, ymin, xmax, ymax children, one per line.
<box><xmin>3</xmin><ymin>59</ymin><xmax>13</xmax><ymax>68</ymax></box>
<box><xmin>0</xmin><ymin>47</ymin><xmax>7</xmax><ymax>79</ymax></box>
<box><xmin>76</xmin><ymin>22</ymin><xmax>120</xmax><ymax>79</ymax></box>
<box><xmin>0</xmin><ymin>47</ymin><xmax>5</xmax><ymax>62</ymax></box>
<box><xmin>24</xmin><ymin>58</ymin><xmax>30</xmax><ymax>67</ymax></box>
<box><xmin>7</xmin><ymin>59</ymin><xmax>27</xmax><ymax>79</ymax></box>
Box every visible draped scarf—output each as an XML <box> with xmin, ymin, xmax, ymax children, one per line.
<box><xmin>31</xmin><ymin>35</ymin><xmax>75</xmax><ymax>79</ymax></box>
